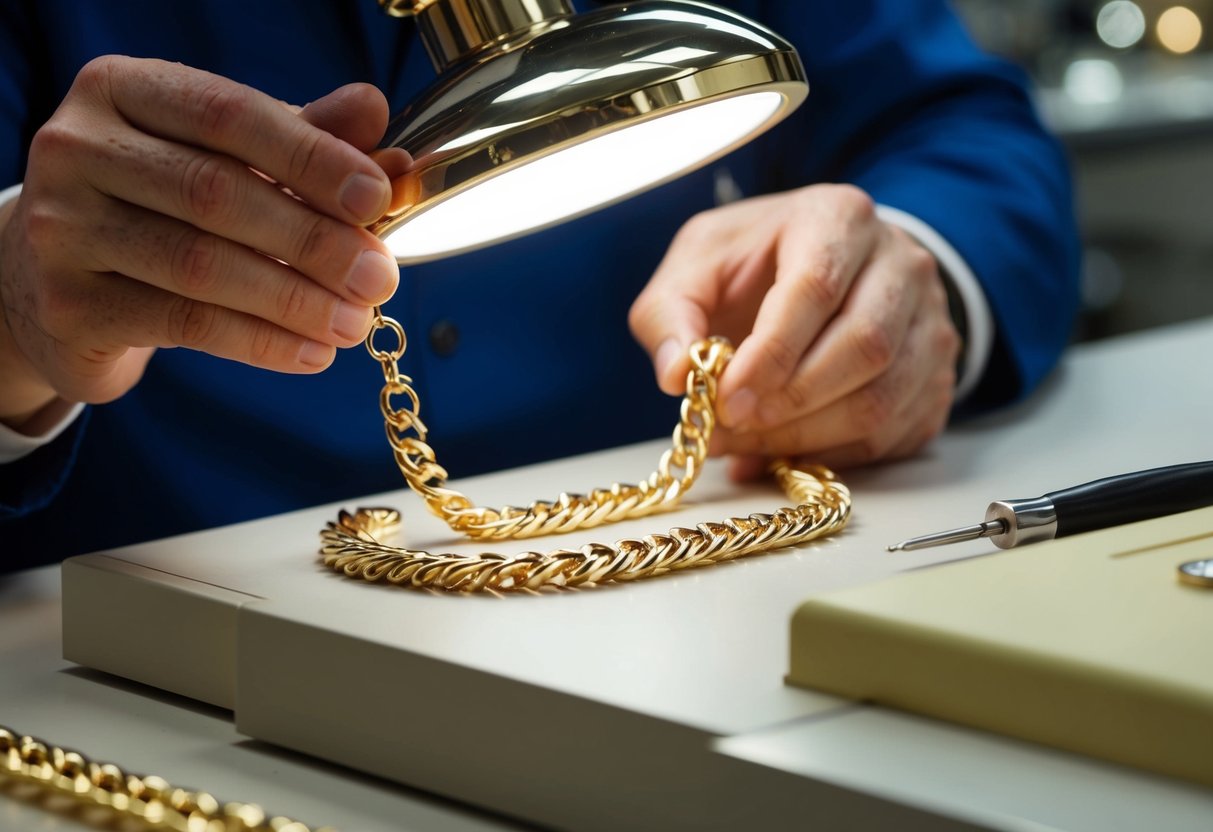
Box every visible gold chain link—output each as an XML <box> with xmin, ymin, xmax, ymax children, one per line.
<box><xmin>0</xmin><ymin>726</ymin><xmax>335</xmax><ymax>832</ymax></box>
<box><xmin>319</xmin><ymin>309</ymin><xmax>851</xmax><ymax>592</ymax></box>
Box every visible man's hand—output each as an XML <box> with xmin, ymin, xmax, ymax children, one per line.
<box><xmin>629</xmin><ymin>184</ymin><xmax>961</xmax><ymax>475</ymax></box>
<box><xmin>0</xmin><ymin>56</ymin><xmax>409</xmax><ymax>429</ymax></box>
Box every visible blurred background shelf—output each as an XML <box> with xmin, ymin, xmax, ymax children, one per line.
<box><xmin>955</xmin><ymin>0</ymin><xmax>1213</xmax><ymax>341</ymax></box>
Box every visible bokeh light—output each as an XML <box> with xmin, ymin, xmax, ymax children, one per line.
<box><xmin>1063</xmin><ymin>58</ymin><xmax>1125</xmax><ymax>104</ymax></box>
<box><xmin>1096</xmin><ymin>1</ymin><xmax>1147</xmax><ymax>48</ymax></box>
<box><xmin>1157</xmin><ymin>6</ymin><xmax>1203</xmax><ymax>54</ymax></box>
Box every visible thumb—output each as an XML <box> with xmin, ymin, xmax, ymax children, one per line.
<box><xmin>297</xmin><ymin>85</ymin><xmax>414</xmax><ymax>214</ymax></box>
<box><xmin>629</xmin><ymin>285</ymin><xmax>709</xmax><ymax>396</ymax></box>
<box><xmin>298</xmin><ymin>83</ymin><xmax>391</xmax><ymax>152</ymax></box>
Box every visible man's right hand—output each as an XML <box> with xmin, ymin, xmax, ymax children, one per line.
<box><xmin>0</xmin><ymin>56</ymin><xmax>406</xmax><ymax>430</ymax></box>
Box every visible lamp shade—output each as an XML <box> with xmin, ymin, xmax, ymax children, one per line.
<box><xmin>372</xmin><ymin>0</ymin><xmax>808</xmax><ymax>263</ymax></box>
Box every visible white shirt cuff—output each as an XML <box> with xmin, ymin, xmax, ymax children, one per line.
<box><xmin>875</xmin><ymin>204</ymin><xmax>994</xmax><ymax>403</ymax></box>
<box><xmin>0</xmin><ymin>181</ymin><xmax>20</xmax><ymax>206</ymax></box>
<box><xmin>0</xmin><ymin>182</ymin><xmax>88</xmax><ymax>463</ymax></box>
<box><xmin>0</xmin><ymin>402</ymin><xmax>87</xmax><ymax>463</ymax></box>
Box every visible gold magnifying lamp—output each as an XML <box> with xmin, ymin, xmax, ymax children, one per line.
<box><xmin>321</xmin><ymin>0</ymin><xmax>853</xmax><ymax>592</ymax></box>
<box><xmin>373</xmin><ymin>0</ymin><xmax>808</xmax><ymax>260</ymax></box>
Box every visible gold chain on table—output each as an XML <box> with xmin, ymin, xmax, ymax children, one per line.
<box><xmin>0</xmin><ymin>725</ymin><xmax>335</xmax><ymax>832</ymax></box>
<box><xmin>319</xmin><ymin>308</ymin><xmax>851</xmax><ymax>592</ymax></box>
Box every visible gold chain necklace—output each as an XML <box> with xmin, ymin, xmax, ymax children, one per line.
<box><xmin>319</xmin><ymin>310</ymin><xmax>852</xmax><ymax>591</ymax></box>
<box><xmin>0</xmin><ymin>725</ymin><xmax>335</xmax><ymax>831</ymax></box>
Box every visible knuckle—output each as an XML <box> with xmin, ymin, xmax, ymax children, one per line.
<box><xmin>34</xmin><ymin>280</ymin><xmax>82</xmax><ymax>340</ymax></box>
<box><xmin>167</xmin><ymin>297</ymin><xmax>221</xmax><ymax>349</ymax></box>
<box><xmin>826</xmin><ymin>183</ymin><xmax>875</xmax><ymax>220</ymax></box>
<box><xmin>852</xmin><ymin>383</ymin><xmax>896</xmax><ymax>435</ymax></box>
<box><xmin>937</xmin><ymin>320</ymin><xmax>962</xmax><ymax>362</ymax></box>
<box><xmin>905</xmin><ymin>241</ymin><xmax>938</xmax><ymax>279</ymax></box>
<box><xmin>850</xmin><ymin>319</ymin><xmax>894</xmax><ymax>373</ymax></box>
<box><xmin>294</xmin><ymin>214</ymin><xmax>339</xmax><ymax>266</ymax></box>
<box><xmin>775</xmin><ymin>379</ymin><xmax>809</xmax><ymax>415</ymax></box>
<box><xmin>286</xmin><ymin>129</ymin><xmax>327</xmax><ymax>187</ymax></box>
<box><xmin>22</xmin><ymin>202</ymin><xmax>66</xmax><ymax>253</ymax></box>
<box><xmin>170</xmin><ymin>229</ymin><xmax>223</xmax><ymax>296</ymax></box>
<box><xmin>73</xmin><ymin>55</ymin><xmax>120</xmax><ymax>96</ymax></box>
<box><xmin>627</xmin><ymin>294</ymin><xmax>652</xmax><ymax>338</ymax></box>
<box><xmin>757</xmin><ymin>336</ymin><xmax>800</xmax><ymax>376</ymax></box>
<box><xmin>276</xmin><ymin>278</ymin><xmax>311</xmax><ymax>327</ymax></box>
<box><xmin>188</xmin><ymin>77</ymin><xmax>251</xmax><ymax>145</ymax></box>
<box><xmin>674</xmin><ymin>209</ymin><xmax>719</xmax><ymax>247</ymax></box>
<box><xmin>27</xmin><ymin>118</ymin><xmax>80</xmax><ymax>164</ymax></box>
<box><xmin>797</xmin><ymin>259</ymin><xmax>844</xmax><ymax>309</ymax></box>
<box><xmin>181</xmin><ymin>154</ymin><xmax>238</xmax><ymax>225</ymax></box>
<box><xmin>247</xmin><ymin>319</ymin><xmax>280</xmax><ymax>366</ymax></box>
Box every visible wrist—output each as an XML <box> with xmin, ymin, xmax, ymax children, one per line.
<box><xmin>874</xmin><ymin>204</ymin><xmax>993</xmax><ymax>403</ymax></box>
<box><xmin>2</xmin><ymin>395</ymin><xmax>74</xmax><ymax>436</ymax></box>
<box><xmin>0</xmin><ymin>322</ymin><xmax>60</xmax><ymax>431</ymax></box>
<box><xmin>0</xmin><ymin>186</ymin><xmax>63</xmax><ymax>429</ymax></box>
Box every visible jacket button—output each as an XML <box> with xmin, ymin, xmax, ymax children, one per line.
<box><xmin>428</xmin><ymin>319</ymin><xmax>460</xmax><ymax>356</ymax></box>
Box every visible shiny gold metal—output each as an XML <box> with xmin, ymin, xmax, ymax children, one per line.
<box><xmin>370</xmin><ymin>0</ymin><xmax>809</xmax><ymax>262</ymax></box>
<box><xmin>417</xmin><ymin>0</ymin><xmax>574</xmax><ymax>71</ymax></box>
<box><xmin>0</xmin><ymin>725</ymin><xmax>335</xmax><ymax>832</ymax></box>
<box><xmin>318</xmin><ymin>310</ymin><xmax>851</xmax><ymax>592</ymax></box>
<box><xmin>1178</xmin><ymin>558</ymin><xmax>1213</xmax><ymax>588</ymax></box>
<box><xmin>379</xmin><ymin>0</ymin><xmax>439</xmax><ymax>18</ymax></box>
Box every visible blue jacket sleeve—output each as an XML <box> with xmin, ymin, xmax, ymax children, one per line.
<box><xmin>0</xmin><ymin>0</ymin><xmax>42</xmax><ymax>187</ymax></box>
<box><xmin>758</xmin><ymin>0</ymin><xmax>1081</xmax><ymax>409</ymax></box>
<box><xmin>0</xmin><ymin>413</ymin><xmax>89</xmax><ymax>525</ymax></box>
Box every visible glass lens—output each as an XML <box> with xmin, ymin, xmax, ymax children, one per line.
<box><xmin>384</xmin><ymin>91</ymin><xmax>784</xmax><ymax>262</ymax></box>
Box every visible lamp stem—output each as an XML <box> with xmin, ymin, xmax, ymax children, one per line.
<box><xmin>414</xmin><ymin>0</ymin><xmax>575</xmax><ymax>71</ymax></box>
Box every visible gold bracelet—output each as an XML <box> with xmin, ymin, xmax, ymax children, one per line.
<box><xmin>0</xmin><ymin>725</ymin><xmax>335</xmax><ymax>832</ymax></box>
<box><xmin>319</xmin><ymin>313</ymin><xmax>852</xmax><ymax>592</ymax></box>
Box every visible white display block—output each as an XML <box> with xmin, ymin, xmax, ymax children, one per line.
<box><xmin>62</xmin><ymin>320</ymin><xmax>1213</xmax><ymax>831</ymax></box>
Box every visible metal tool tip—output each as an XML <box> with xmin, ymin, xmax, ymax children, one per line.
<box><xmin>885</xmin><ymin>519</ymin><xmax>1008</xmax><ymax>553</ymax></box>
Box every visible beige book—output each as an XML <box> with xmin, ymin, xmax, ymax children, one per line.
<box><xmin>788</xmin><ymin>506</ymin><xmax>1213</xmax><ymax>787</ymax></box>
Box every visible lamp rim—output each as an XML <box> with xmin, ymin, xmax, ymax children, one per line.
<box><xmin>372</xmin><ymin>54</ymin><xmax>806</xmax><ymax>260</ymax></box>
<box><xmin>371</xmin><ymin>0</ymin><xmax>810</xmax><ymax>262</ymax></box>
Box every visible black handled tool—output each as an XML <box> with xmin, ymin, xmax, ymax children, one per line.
<box><xmin>887</xmin><ymin>461</ymin><xmax>1213</xmax><ymax>551</ymax></box>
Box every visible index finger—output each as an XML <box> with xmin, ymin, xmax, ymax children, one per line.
<box><xmin>90</xmin><ymin>56</ymin><xmax>391</xmax><ymax>225</ymax></box>
<box><xmin>720</xmin><ymin>186</ymin><xmax>879</xmax><ymax>417</ymax></box>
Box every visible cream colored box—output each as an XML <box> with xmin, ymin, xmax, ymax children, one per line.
<box><xmin>788</xmin><ymin>506</ymin><xmax>1213</xmax><ymax>787</ymax></box>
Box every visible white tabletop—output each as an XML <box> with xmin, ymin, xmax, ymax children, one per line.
<box><xmin>0</xmin><ymin>548</ymin><xmax>526</xmax><ymax>831</ymax></box>
<box><xmin>8</xmin><ymin>318</ymin><xmax>1213</xmax><ymax>831</ymax></box>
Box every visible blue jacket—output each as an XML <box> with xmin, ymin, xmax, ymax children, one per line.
<box><xmin>0</xmin><ymin>1</ymin><xmax>1080</xmax><ymax>568</ymax></box>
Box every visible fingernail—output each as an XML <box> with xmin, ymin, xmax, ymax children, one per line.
<box><xmin>723</xmin><ymin>388</ymin><xmax>756</xmax><ymax>428</ymax></box>
<box><xmin>655</xmin><ymin>338</ymin><xmax>682</xmax><ymax>388</ymax></box>
<box><xmin>331</xmin><ymin>300</ymin><xmax>372</xmax><ymax>341</ymax></box>
<box><xmin>346</xmin><ymin>250</ymin><xmax>397</xmax><ymax>303</ymax></box>
<box><xmin>299</xmin><ymin>340</ymin><xmax>334</xmax><ymax>368</ymax></box>
<box><xmin>340</xmin><ymin>172</ymin><xmax>390</xmax><ymax>223</ymax></box>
